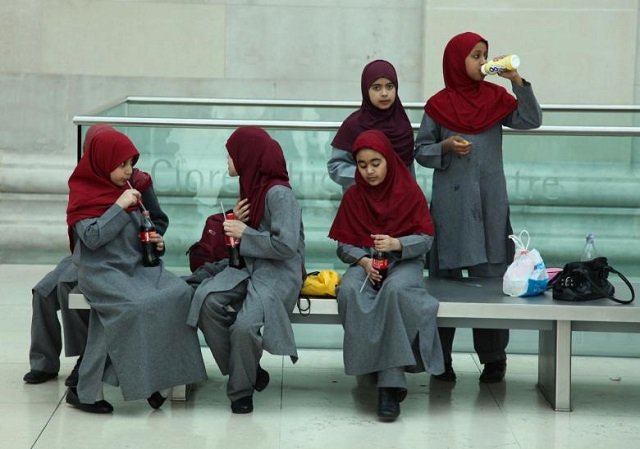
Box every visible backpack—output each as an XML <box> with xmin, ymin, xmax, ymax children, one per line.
<box><xmin>186</xmin><ymin>212</ymin><xmax>229</xmax><ymax>272</ymax></box>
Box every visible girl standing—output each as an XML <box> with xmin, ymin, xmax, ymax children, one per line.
<box><xmin>415</xmin><ymin>31</ymin><xmax>542</xmax><ymax>383</ymax></box>
<box><xmin>329</xmin><ymin>129</ymin><xmax>443</xmax><ymax>422</ymax></box>
<box><xmin>189</xmin><ymin>127</ymin><xmax>305</xmax><ymax>414</ymax></box>
<box><xmin>66</xmin><ymin>127</ymin><xmax>206</xmax><ymax>413</ymax></box>
<box><xmin>327</xmin><ymin>59</ymin><xmax>414</xmax><ymax>190</ymax></box>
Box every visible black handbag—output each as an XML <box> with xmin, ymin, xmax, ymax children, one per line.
<box><xmin>550</xmin><ymin>257</ymin><xmax>635</xmax><ymax>304</ymax></box>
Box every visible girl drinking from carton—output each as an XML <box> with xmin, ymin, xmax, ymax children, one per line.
<box><xmin>415</xmin><ymin>31</ymin><xmax>542</xmax><ymax>383</ymax></box>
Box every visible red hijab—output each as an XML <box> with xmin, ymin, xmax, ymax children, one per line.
<box><xmin>78</xmin><ymin>125</ymin><xmax>152</xmax><ymax>192</ymax></box>
<box><xmin>332</xmin><ymin>60</ymin><xmax>415</xmax><ymax>166</ymax></box>
<box><xmin>425</xmin><ymin>32</ymin><xmax>518</xmax><ymax>134</ymax></box>
<box><xmin>328</xmin><ymin>130</ymin><xmax>434</xmax><ymax>247</ymax></box>
<box><xmin>226</xmin><ymin>127</ymin><xmax>291</xmax><ymax>228</ymax></box>
<box><xmin>66</xmin><ymin>127</ymin><xmax>141</xmax><ymax>249</ymax></box>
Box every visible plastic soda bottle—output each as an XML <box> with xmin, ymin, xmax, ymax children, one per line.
<box><xmin>225</xmin><ymin>212</ymin><xmax>244</xmax><ymax>268</ymax></box>
<box><xmin>481</xmin><ymin>54</ymin><xmax>520</xmax><ymax>75</ymax></box>
<box><xmin>140</xmin><ymin>210</ymin><xmax>160</xmax><ymax>267</ymax></box>
<box><xmin>371</xmin><ymin>250</ymin><xmax>389</xmax><ymax>291</ymax></box>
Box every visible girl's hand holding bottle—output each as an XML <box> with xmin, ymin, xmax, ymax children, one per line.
<box><xmin>223</xmin><ymin>217</ymin><xmax>247</xmax><ymax>240</ymax></box>
<box><xmin>357</xmin><ymin>256</ymin><xmax>382</xmax><ymax>284</ymax></box>
<box><xmin>497</xmin><ymin>68</ymin><xmax>524</xmax><ymax>86</ymax></box>
<box><xmin>149</xmin><ymin>232</ymin><xmax>164</xmax><ymax>251</ymax></box>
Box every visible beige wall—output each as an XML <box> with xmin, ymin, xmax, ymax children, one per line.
<box><xmin>1</xmin><ymin>0</ymin><xmax>639</xmax><ymax>263</ymax></box>
<box><xmin>3</xmin><ymin>1</ymin><xmax>225</xmax><ymax>78</ymax></box>
<box><xmin>421</xmin><ymin>0</ymin><xmax>639</xmax><ymax>104</ymax></box>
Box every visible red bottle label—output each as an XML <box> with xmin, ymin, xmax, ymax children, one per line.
<box><xmin>139</xmin><ymin>231</ymin><xmax>152</xmax><ymax>242</ymax></box>
<box><xmin>372</xmin><ymin>257</ymin><xmax>388</xmax><ymax>270</ymax></box>
<box><xmin>224</xmin><ymin>212</ymin><xmax>239</xmax><ymax>247</ymax></box>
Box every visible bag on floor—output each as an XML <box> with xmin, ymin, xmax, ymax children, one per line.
<box><xmin>503</xmin><ymin>230</ymin><xmax>549</xmax><ymax>297</ymax></box>
<box><xmin>549</xmin><ymin>257</ymin><xmax>635</xmax><ymax>304</ymax></box>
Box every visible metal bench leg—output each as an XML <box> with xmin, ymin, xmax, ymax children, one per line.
<box><xmin>537</xmin><ymin>320</ymin><xmax>572</xmax><ymax>411</ymax></box>
<box><xmin>170</xmin><ymin>384</ymin><xmax>189</xmax><ymax>401</ymax></box>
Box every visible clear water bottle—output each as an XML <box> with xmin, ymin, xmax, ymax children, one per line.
<box><xmin>580</xmin><ymin>233</ymin><xmax>598</xmax><ymax>261</ymax></box>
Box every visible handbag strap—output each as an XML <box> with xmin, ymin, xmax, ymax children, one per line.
<box><xmin>585</xmin><ymin>266</ymin><xmax>635</xmax><ymax>304</ymax></box>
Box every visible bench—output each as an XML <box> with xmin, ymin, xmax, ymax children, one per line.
<box><xmin>293</xmin><ymin>277</ymin><xmax>640</xmax><ymax>412</ymax></box>
<box><xmin>71</xmin><ymin>277</ymin><xmax>640</xmax><ymax>411</ymax></box>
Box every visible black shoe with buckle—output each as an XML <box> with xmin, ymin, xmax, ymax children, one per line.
<box><xmin>431</xmin><ymin>363</ymin><xmax>457</xmax><ymax>382</ymax></box>
<box><xmin>231</xmin><ymin>395</ymin><xmax>253</xmax><ymax>414</ymax></box>
<box><xmin>479</xmin><ymin>360</ymin><xmax>507</xmax><ymax>383</ymax></box>
<box><xmin>23</xmin><ymin>370</ymin><xmax>58</xmax><ymax>384</ymax></box>
<box><xmin>377</xmin><ymin>388</ymin><xmax>400</xmax><ymax>422</ymax></box>
<box><xmin>66</xmin><ymin>387</ymin><xmax>113</xmax><ymax>414</ymax></box>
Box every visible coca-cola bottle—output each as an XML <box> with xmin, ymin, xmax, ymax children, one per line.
<box><xmin>371</xmin><ymin>250</ymin><xmax>388</xmax><ymax>291</ymax></box>
<box><xmin>139</xmin><ymin>210</ymin><xmax>160</xmax><ymax>267</ymax></box>
<box><xmin>225</xmin><ymin>212</ymin><xmax>244</xmax><ymax>269</ymax></box>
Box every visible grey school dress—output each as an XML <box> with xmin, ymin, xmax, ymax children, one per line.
<box><xmin>187</xmin><ymin>185</ymin><xmax>305</xmax><ymax>400</ymax></box>
<box><xmin>72</xmin><ymin>204</ymin><xmax>207</xmax><ymax>403</ymax></box>
<box><xmin>415</xmin><ymin>82</ymin><xmax>542</xmax><ymax>272</ymax></box>
<box><xmin>336</xmin><ymin>235</ymin><xmax>444</xmax><ymax>382</ymax></box>
<box><xmin>28</xmin><ymin>187</ymin><xmax>168</xmax><ymax>376</ymax></box>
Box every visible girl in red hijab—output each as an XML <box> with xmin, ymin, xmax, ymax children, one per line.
<box><xmin>189</xmin><ymin>127</ymin><xmax>305</xmax><ymax>415</ymax></box>
<box><xmin>328</xmin><ymin>59</ymin><xmax>414</xmax><ymax>191</ymax></box>
<box><xmin>415</xmin><ymin>31</ymin><xmax>542</xmax><ymax>384</ymax></box>
<box><xmin>329</xmin><ymin>129</ymin><xmax>443</xmax><ymax>422</ymax></box>
<box><xmin>65</xmin><ymin>127</ymin><xmax>207</xmax><ymax>414</ymax></box>
<box><xmin>23</xmin><ymin>124</ymin><xmax>168</xmax><ymax>392</ymax></box>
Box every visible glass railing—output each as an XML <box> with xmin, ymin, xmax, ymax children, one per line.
<box><xmin>74</xmin><ymin>98</ymin><xmax>640</xmax><ymax>279</ymax></box>
<box><xmin>72</xmin><ymin>97</ymin><xmax>640</xmax><ymax>354</ymax></box>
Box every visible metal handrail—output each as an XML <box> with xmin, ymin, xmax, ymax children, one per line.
<box><xmin>120</xmin><ymin>96</ymin><xmax>640</xmax><ymax>113</ymax></box>
<box><xmin>72</xmin><ymin>116</ymin><xmax>640</xmax><ymax>137</ymax></box>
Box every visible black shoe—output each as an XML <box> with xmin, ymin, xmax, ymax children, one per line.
<box><xmin>254</xmin><ymin>365</ymin><xmax>270</xmax><ymax>392</ymax></box>
<box><xmin>396</xmin><ymin>388</ymin><xmax>408</xmax><ymax>403</ymax></box>
<box><xmin>147</xmin><ymin>391</ymin><xmax>167</xmax><ymax>409</ymax></box>
<box><xmin>65</xmin><ymin>387</ymin><xmax>113</xmax><ymax>414</ymax></box>
<box><xmin>377</xmin><ymin>388</ymin><xmax>400</xmax><ymax>422</ymax></box>
<box><xmin>23</xmin><ymin>370</ymin><xmax>58</xmax><ymax>384</ymax></box>
<box><xmin>431</xmin><ymin>363</ymin><xmax>457</xmax><ymax>382</ymax></box>
<box><xmin>231</xmin><ymin>395</ymin><xmax>253</xmax><ymax>414</ymax></box>
<box><xmin>479</xmin><ymin>360</ymin><xmax>506</xmax><ymax>383</ymax></box>
<box><xmin>65</xmin><ymin>356</ymin><xmax>82</xmax><ymax>387</ymax></box>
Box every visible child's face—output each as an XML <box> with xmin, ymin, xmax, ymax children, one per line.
<box><xmin>110</xmin><ymin>158</ymin><xmax>134</xmax><ymax>187</ymax></box>
<box><xmin>368</xmin><ymin>77</ymin><xmax>396</xmax><ymax>110</ymax></box>
<box><xmin>356</xmin><ymin>148</ymin><xmax>387</xmax><ymax>186</ymax></box>
<box><xmin>227</xmin><ymin>155</ymin><xmax>238</xmax><ymax>177</ymax></box>
<box><xmin>465</xmin><ymin>41</ymin><xmax>488</xmax><ymax>81</ymax></box>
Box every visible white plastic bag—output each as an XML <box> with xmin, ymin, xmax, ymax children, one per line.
<box><xmin>502</xmin><ymin>230</ymin><xmax>549</xmax><ymax>297</ymax></box>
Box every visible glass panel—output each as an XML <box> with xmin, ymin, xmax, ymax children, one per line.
<box><xmin>109</xmin><ymin>125</ymin><xmax>344</xmax><ymax>271</ymax></box>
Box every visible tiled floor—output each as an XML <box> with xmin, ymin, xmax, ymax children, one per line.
<box><xmin>3</xmin><ymin>264</ymin><xmax>640</xmax><ymax>449</ymax></box>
